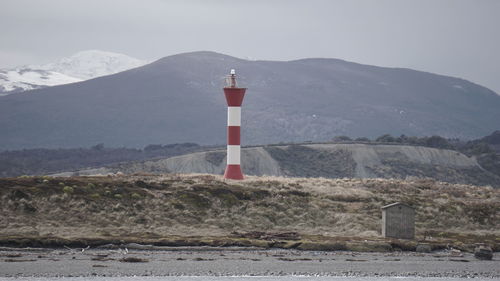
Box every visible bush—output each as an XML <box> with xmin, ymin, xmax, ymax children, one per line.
<box><xmin>376</xmin><ymin>134</ymin><xmax>396</xmax><ymax>143</ymax></box>
<box><xmin>467</xmin><ymin>142</ymin><xmax>493</xmax><ymax>155</ymax></box>
<box><xmin>332</xmin><ymin>136</ymin><xmax>352</xmax><ymax>142</ymax></box>
<box><xmin>425</xmin><ymin>136</ymin><xmax>453</xmax><ymax>149</ymax></box>
<box><xmin>62</xmin><ymin>186</ymin><xmax>74</xmax><ymax>194</ymax></box>
<box><xmin>90</xmin><ymin>193</ymin><xmax>101</xmax><ymax>199</ymax></box>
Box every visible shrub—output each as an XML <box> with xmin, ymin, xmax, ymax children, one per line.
<box><xmin>332</xmin><ymin>136</ymin><xmax>352</xmax><ymax>142</ymax></box>
<box><xmin>376</xmin><ymin>134</ymin><xmax>396</xmax><ymax>143</ymax></box>
<box><xmin>425</xmin><ymin>136</ymin><xmax>453</xmax><ymax>149</ymax></box>
<box><xmin>178</xmin><ymin>192</ymin><xmax>211</xmax><ymax>209</ymax></box>
<box><xmin>62</xmin><ymin>186</ymin><xmax>74</xmax><ymax>194</ymax></box>
<box><xmin>90</xmin><ymin>193</ymin><xmax>101</xmax><ymax>199</ymax></box>
<box><xmin>173</xmin><ymin>202</ymin><xmax>185</xmax><ymax>210</ymax></box>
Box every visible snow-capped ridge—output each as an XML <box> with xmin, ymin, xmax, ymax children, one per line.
<box><xmin>0</xmin><ymin>50</ymin><xmax>148</xmax><ymax>96</ymax></box>
<box><xmin>0</xmin><ymin>68</ymin><xmax>82</xmax><ymax>95</ymax></box>
<box><xmin>37</xmin><ymin>50</ymin><xmax>147</xmax><ymax>80</ymax></box>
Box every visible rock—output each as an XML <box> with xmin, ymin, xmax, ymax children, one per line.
<box><xmin>474</xmin><ymin>245</ymin><xmax>493</xmax><ymax>260</ymax></box>
<box><xmin>416</xmin><ymin>244</ymin><xmax>432</xmax><ymax>253</ymax></box>
<box><xmin>119</xmin><ymin>257</ymin><xmax>149</xmax><ymax>263</ymax></box>
<box><xmin>450</xmin><ymin>249</ymin><xmax>463</xmax><ymax>257</ymax></box>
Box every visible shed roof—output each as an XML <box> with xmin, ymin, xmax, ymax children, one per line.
<box><xmin>381</xmin><ymin>202</ymin><xmax>414</xmax><ymax>209</ymax></box>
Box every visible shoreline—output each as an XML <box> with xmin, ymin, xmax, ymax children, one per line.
<box><xmin>1</xmin><ymin>175</ymin><xmax>499</xmax><ymax>255</ymax></box>
<box><xmin>0</xmin><ymin>232</ymin><xmax>498</xmax><ymax>253</ymax></box>
<box><xmin>1</xmin><ymin>247</ymin><xmax>499</xmax><ymax>278</ymax></box>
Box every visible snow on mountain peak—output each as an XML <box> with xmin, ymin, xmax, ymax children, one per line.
<box><xmin>0</xmin><ymin>50</ymin><xmax>148</xmax><ymax>96</ymax></box>
<box><xmin>0</xmin><ymin>69</ymin><xmax>83</xmax><ymax>95</ymax></box>
<box><xmin>38</xmin><ymin>50</ymin><xmax>148</xmax><ymax>80</ymax></box>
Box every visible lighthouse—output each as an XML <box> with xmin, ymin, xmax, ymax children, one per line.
<box><xmin>223</xmin><ymin>69</ymin><xmax>246</xmax><ymax>180</ymax></box>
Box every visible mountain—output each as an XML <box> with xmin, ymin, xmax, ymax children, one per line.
<box><xmin>35</xmin><ymin>50</ymin><xmax>147</xmax><ymax>80</ymax></box>
<box><xmin>0</xmin><ymin>50</ymin><xmax>147</xmax><ymax>95</ymax></box>
<box><xmin>0</xmin><ymin>51</ymin><xmax>499</xmax><ymax>150</ymax></box>
<box><xmin>54</xmin><ymin>143</ymin><xmax>500</xmax><ymax>187</ymax></box>
<box><xmin>0</xmin><ymin>69</ymin><xmax>82</xmax><ymax>95</ymax></box>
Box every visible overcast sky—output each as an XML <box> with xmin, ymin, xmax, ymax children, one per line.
<box><xmin>1</xmin><ymin>0</ymin><xmax>499</xmax><ymax>93</ymax></box>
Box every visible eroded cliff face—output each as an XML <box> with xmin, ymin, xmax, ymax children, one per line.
<box><xmin>307</xmin><ymin>144</ymin><xmax>480</xmax><ymax>178</ymax></box>
<box><xmin>55</xmin><ymin>144</ymin><xmax>500</xmax><ymax>187</ymax></box>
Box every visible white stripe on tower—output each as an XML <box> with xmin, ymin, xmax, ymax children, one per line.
<box><xmin>226</xmin><ymin>145</ymin><xmax>241</xmax><ymax>164</ymax></box>
<box><xmin>227</xmin><ymin>106</ymin><xmax>241</xmax><ymax>165</ymax></box>
<box><xmin>227</xmin><ymin>107</ymin><xmax>241</xmax><ymax>126</ymax></box>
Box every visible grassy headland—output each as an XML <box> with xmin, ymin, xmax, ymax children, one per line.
<box><xmin>0</xmin><ymin>174</ymin><xmax>498</xmax><ymax>252</ymax></box>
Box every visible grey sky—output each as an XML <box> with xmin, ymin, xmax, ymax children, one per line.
<box><xmin>1</xmin><ymin>0</ymin><xmax>500</xmax><ymax>94</ymax></box>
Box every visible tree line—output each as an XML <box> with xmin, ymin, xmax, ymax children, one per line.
<box><xmin>1</xmin><ymin>131</ymin><xmax>499</xmax><ymax>178</ymax></box>
<box><xmin>0</xmin><ymin>143</ymin><xmax>202</xmax><ymax>177</ymax></box>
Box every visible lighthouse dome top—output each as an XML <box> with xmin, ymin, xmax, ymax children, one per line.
<box><xmin>225</xmin><ymin>69</ymin><xmax>241</xmax><ymax>88</ymax></box>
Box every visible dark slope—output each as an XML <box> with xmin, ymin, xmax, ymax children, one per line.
<box><xmin>1</xmin><ymin>51</ymin><xmax>499</xmax><ymax>149</ymax></box>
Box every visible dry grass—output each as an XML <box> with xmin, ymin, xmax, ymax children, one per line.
<box><xmin>0</xmin><ymin>174</ymin><xmax>498</xmax><ymax>250</ymax></box>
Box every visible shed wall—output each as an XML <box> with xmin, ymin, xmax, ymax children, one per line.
<box><xmin>382</xmin><ymin>205</ymin><xmax>415</xmax><ymax>239</ymax></box>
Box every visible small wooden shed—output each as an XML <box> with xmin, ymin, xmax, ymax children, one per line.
<box><xmin>381</xmin><ymin>202</ymin><xmax>415</xmax><ymax>239</ymax></box>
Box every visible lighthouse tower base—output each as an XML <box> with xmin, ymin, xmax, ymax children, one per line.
<box><xmin>224</xmin><ymin>164</ymin><xmax>244</xmax><ymax>180</ymax></box>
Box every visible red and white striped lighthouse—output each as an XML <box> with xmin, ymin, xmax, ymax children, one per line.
<box><xmin>223</xmin><ymin>69</ymin><xmax>246</xmax><ymax>180</ymax></box>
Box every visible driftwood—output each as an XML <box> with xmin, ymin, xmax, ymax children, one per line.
<box><xmin>231</xmin><ymin>231</ymin><xmax>301</xmax><ymax>241</ymax></box>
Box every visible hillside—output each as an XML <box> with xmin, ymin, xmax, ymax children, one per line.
<box><xmin>0</xmin><ymin>143</ymin><xmax>203</xmax><ymax>178</ymax></box>
<box><xmin>0</xmin><ymin>174</ymin><xmax>498</xmax><ymax>252</ymax></box>
<box><xmin>57</xmin><ymin>143</ymin><xmax>500</xmax><ymax>188</ymax></box>
<box><xmin>1</xmin><ymin>51</ymin><xmax>500</xmax><ymax>149</ymax></box>
<box><xmin>479</xmin><ymin>130</ymin><xmax>500</xmax><ymax>153</ymax></box>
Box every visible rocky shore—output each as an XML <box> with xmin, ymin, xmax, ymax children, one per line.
<box><xmin>0</xmin><ymin>247</ymin><xmax>499</xmax><ymax>278</ymax></box>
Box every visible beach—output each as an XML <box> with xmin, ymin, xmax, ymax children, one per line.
<box><xmin>0</xmin><ymin>247</ymin><xmax>498</xmax><ymax>278</ymax></box>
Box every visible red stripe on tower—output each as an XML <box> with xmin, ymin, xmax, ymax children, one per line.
<box><xmin>227</xmin><ymin>126</ymin><xmax>240</xmax><ymax>145</ymax></box>
<box><xmin>223</xmin><ymin>69</ymin><xmax>246</xmax><ymax>180</ymax></box>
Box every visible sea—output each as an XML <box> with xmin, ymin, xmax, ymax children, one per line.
<box><xmin>1</xmin><ymin>277</ymin><xmax>499</xmax><ymax>281</ymax></box>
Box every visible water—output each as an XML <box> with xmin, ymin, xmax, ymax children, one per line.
<box><xmin>1</xmin><ymin>277</ymin><xmax>499</xmax><ymax>281</ymax></box>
